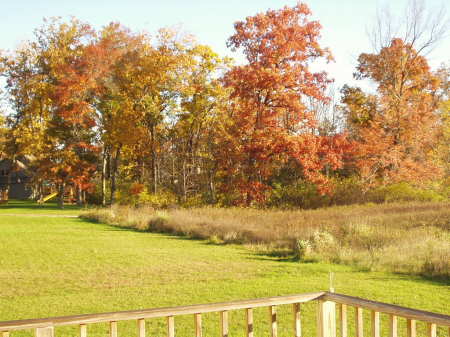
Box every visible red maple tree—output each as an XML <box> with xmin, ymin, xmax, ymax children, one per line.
<box><xmin>218</xmin><ymin>2</ymin><xmax>352</xmax><ymax>205</ymax></box>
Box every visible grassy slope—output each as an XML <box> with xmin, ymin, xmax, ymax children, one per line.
<box><xmin>0</xmin><ymin>202</ymin><xmax>449</xmax><ymax>337</ymax></box>
<box><xmin>83</xmin><ymin>202</ymin><xmax>450</xmax><ymax>278</ymax></box>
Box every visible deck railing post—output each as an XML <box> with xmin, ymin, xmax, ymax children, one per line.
<box><xmin>36</xmin><ymin>327</ymin><xmax>54</xmax><ymax>337</ymax></box>
<box><xmin>317</xmin><ymin>300</ymin><xmax>336</xmax><ymax>337</ymax></box>
<box><xmin>427</xmin><ymin>323</ymin><xmax>436</xmax><ymax>337</ymax></box>
<box><xmin>137</xmin><ymin>319</ymin><xmax>145</xmax><ymax>337</ymax></box>
<box><xmin>80</xmin><ymin>324</ymin><xmax>87</xmax><ymax>337</ymax></box>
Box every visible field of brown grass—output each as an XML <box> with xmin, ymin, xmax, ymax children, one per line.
<box><xmin>82</xmin><ymin>202</ymin><xmax>450</xmax><ymax>279</ymax></box>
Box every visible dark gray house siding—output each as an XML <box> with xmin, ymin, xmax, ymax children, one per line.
<box><xmin>0</xmin><ymin>159</ymin><xmax>32</xmax><ymax>199</ymax></box>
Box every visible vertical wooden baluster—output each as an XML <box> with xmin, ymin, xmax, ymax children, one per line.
<box><xmin>407</xmin><ymin>319</ymin><xmax>416</xmax><ymax>337</ymax></box>
<box><xmin>293</xmin><ymin>303</ymin><xmax>301</xmax><ymax>337</ymax></box>
<box><xmin>80</xmin><ymin>324</ymin><xmax>87</xmax><ymax>337</ymax></box>
<box><xmin>355</xmin><ymin>307</ymin><xmax>363</xmax><ymax>337</ymax></box>
<box><xmin>220</xmin><ymin>311</ymin><xmax>229</xmax><ymax>337</ymax></box>
<box><xmin>427</xmin><ymin>323</ymin><xmax>436</xmax><ymax>337</ymax></box>
<box><xmin>371</xmin><ymin>312</ymin><xmax>380</xmax><ymax>337</ymax></box>
<box><xmin>340</xmin><ymin>304</ymin><xmax>347</xmax><ymax>337</ymax></box>
<box><xmin>110</xmin><ymin>321</ymin><xmax>117</xmax><ymax>337</ymax></box>
<box><xmin>138</xmin><ymin>319</ymin><xmax>145</xmax><ymax>337</ymax></box>
<box><xmin>246</xmin><ymin>308</ymin><xmax>254</xmax><ymax>337</ymax></box>
<box><xmin>389</xmin><ymin>315</ymin><xmax>397</xmax><ymax>337</ymax></box>
<box><xmin>167</xmin><ymin>316</ymin><xmax>175</xmax><ymax>337</ymax></box>
<box><xmin>269</xmin><ymin>306</ymin><xmax>277</xmax><ymax>337</ymax></box>
<box><xmin>195</xmin><ymin>314</ymin><xmax>202</xmax><ymax>337</ymax></box>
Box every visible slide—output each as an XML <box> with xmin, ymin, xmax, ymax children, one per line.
<box><xmin>38</xmin><ymin>192</ymin><xmax>58</xmax><ymax>204</ymax></box>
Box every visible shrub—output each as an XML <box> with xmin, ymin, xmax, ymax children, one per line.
<box><xmin>269</xmin><ymin>182</ymin><xmax>330</xmax><ymax>209</ymax></box>
<box><xmin>117</xmin><ymin>183</ymin><xmax>177</xmax><ymax>208</ymax></box>
<box><xmin>330</xmin><ymin>177</ymin><xmax>365</xmax><ymax>205</ymax></box>
<box><xmin>293</xmin><ymin>239</ymin><xmax>311</xmax><ymax>261</ymax></box>
<box><xmin>368</xmin><ymin>182</ymin><xmax>445</xmax><ymax>203</ymax></box>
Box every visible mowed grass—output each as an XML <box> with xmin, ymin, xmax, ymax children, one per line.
<box><xmin>0</xmin><ymin>200</ymin><xmax>84</xmax><ymax>215</ymax></box>
<box><xmin>0</xmin><ymin>204</ymin><xmax>449</xmax><ymax>337</ymax></box>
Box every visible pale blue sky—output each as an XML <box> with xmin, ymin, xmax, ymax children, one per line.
<box><xmin>0</xmin><ymin>0</ymin><xmax>449</xmax><ymax>90</ymax></box>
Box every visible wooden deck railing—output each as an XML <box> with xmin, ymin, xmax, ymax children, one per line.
<box><xmin>0</xmin><ymin>291</ymin><xmax>448</xmax><ymax>337</ymax></box>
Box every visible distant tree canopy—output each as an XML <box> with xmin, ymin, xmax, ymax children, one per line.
<box><xmin>0</xmin><ymin>1</ymin><xmax>448</xmax><ymax>208</ymax></box>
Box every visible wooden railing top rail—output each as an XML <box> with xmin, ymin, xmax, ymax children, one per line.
<box><xmin>0</xmin><ymin>292</ymin><xmax>324</xmax><ymax>331</ymax></box>
<box><xmin>322</xmin><ymin>292</ymin><xmax>450</xmax><ymax>326</ymax></box>
<box><xmin>1</xmin><ymin>291</ymin><xmax>449</xmax><ymax>332</ymax></box>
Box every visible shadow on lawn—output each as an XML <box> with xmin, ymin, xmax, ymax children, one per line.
<box><xmin>0</xmin><ymin>199</ymin><xmax>84</xmax><ymax>212</ymax></box>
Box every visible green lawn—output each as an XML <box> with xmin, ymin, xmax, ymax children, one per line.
<box><xmin>0</xmin><ymin>202</ymin><xmax>448</xmax><ymax>337</ymax></box>
<box><xmin>0</xmin><ymin>200</ymin><xmax>84</xmax><ymax>215</ymax></box>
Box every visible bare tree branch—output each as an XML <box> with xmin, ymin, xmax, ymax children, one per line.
<box><xmin>367</xmin><ymin>0</ymin><xmax>449</xmax><ymax>54</ymax></box>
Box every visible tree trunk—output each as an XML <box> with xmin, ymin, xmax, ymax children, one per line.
<box><xmin>209</xmin><ymin>169</ymin><xmax>216</xmax><ymax>204</ymax></box>
<box><xmin>182</xmin><ymin>160</ymin><xmax>187</xmax><ymax>203</ymax></box>
<box><xmin>138</xmin><ymin>156</ymin><xmax>145</xmax><ymax>184</ymax></box>
<box><xmin>101</xmin><ymin>147</ymin><xmax>108</xmax><ymax>207</ymax></box>
<box><xmin>150</xmin><ymin>124</ymin><xmax>157</xmax><ymax>194</ymax></box>
<box><xmin>76</xmin><ymin>185</ymin><xmax>83</xmax><ymax>206</ymax></box>
<box><xmin>6</xmin><ymin>160</ymin><xmax>12</xmax><ymax>200</ymax></box>
<box><xmin>57</xmin><ymin>183</ymin><xmax>65</xmax><ymax>209</ymax></box>
<box><xmin>38</xmin><ymin>181</ymin><xmax>44</xmax><ymax>202</ymax></box>
<box><xmin>110</xmin><ymin>145</ymin><xmax>122</xmax><ymax>205</ymax></box>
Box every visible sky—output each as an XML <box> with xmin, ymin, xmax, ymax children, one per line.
<box><xmin>0</xmin><ymin>0</ymin><xmax>449</xmax><ymax>92</ymax></box>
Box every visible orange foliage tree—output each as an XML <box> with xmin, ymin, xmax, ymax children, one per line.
<box><xmin>219</xmin><ymin>2</ymin><xmax>351</xmax><ymax>205</ymax></box>
<box><xmin>344</xmin><ymin>38</ymin><xmax>444</xmax><ymax>187</ymax></box>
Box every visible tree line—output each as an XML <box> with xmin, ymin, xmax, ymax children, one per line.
<box><xmin>0</xmin><ymin>1</ymin><xmax>448</xmax><ymax>208</ymax></box>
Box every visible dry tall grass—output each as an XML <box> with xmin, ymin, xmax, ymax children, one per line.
<box><xmin>81</xmin><ymin>202</ymin><xmax>450</xmax><ymax>278</ymax></box>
